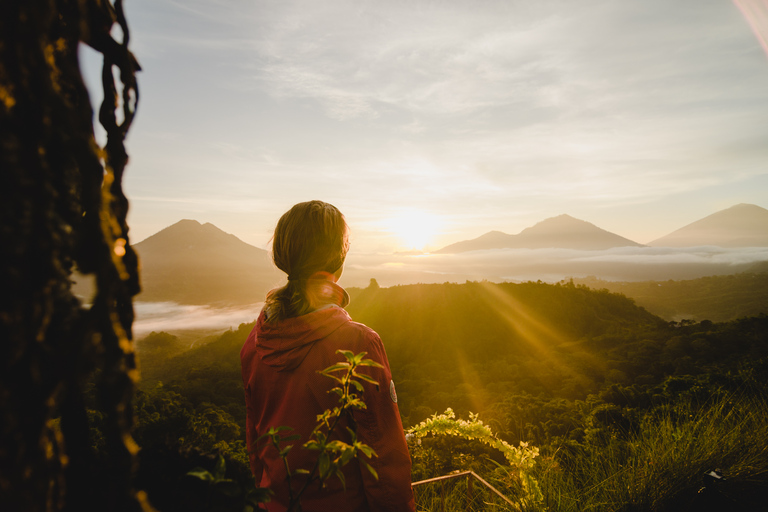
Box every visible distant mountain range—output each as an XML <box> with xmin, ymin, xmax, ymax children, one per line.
<box><xmin>436</xmin><ymin>214</ymin><xmax>643</xmax><ymax>253</ymax></box>
<box><xmin>69</xmin><ymin>204</ymin><xmax>766</xmax><ymax>306</ymax></box>
<box><xmin>436</xmin><ymin>204</ymin><xmax>768</xmax><ymax>253</ymax></box>
<box><xmin>134</xmin><ymin>219</ymin><xmax>280</xmax><ymax>305</ymax></box>
<box><xmin>648</xmin><ymin>204</ymin><xmax>768</xmax><ymax>247</ymax></box>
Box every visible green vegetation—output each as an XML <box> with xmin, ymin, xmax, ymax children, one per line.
<box><xmin>574</xmin><ymin>269</ymin><xmax>768</xmax><ymax>322</ymax></box>
<box><xmin>126</xmin><ymin>280</ymin><xmax>768</xmax><ymax>510</ymax></box>
<box><xmin>409</xmin><ymin>408</ymin><xmax>542</xmax><ymax>508</ymax></box>
<box><xmin>535</xmin><ymin>392</ymin><xmax>768</xmax><ymax>511</ymax></box>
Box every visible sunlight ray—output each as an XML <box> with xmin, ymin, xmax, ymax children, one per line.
<box><xmin>476</xmin><ymin>281</ymin><xmax>608</xmax><ymax>390</ymax></box>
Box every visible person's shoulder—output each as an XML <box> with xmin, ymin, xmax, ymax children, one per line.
<box><xmin>339</xmin><ymin>311</ymin><xmax>379</xmax><ymax>338</ymax></box>
<box><xmin>330</xmin><ymin>310</ymin><xmax>381</xmax><ymax>346</ymax></box>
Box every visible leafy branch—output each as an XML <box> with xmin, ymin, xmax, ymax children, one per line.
<box><xmin>259</xmin><ymin>350</ymin><xmax>384</xmax><ymax>512</ymax></box>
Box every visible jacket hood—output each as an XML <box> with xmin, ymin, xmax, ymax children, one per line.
<box><xmin>254</xmin><ymin>306</ymin><xmax>352</xmax><ymax>371</ymax></box>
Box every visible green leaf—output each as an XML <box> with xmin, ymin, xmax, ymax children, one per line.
<box><xmin>353</xmin><ymin>373</ymin><xmax>379</xmax><ymax>386</ymax></box>
<box><xmin>294</xmin><ymin>469</ymin><xmax>310</xmax><ymax>475</ymax></box>
<box><xmin>356</xmin><ymin>443</ymin><xmax>377</xmax><ymax>459</ymax></box>
<box><xmin>325</xmin><ymin>440</ymin><xmax>350</xmax><ymax>452</ymax></box>
<box><xmin>186</xmin><ymin>468</ymin><xmax>214</xmax><ymax>482</ymax></box>
<box><xmin>336</xmin><ymin>349</ymin><xmax>358</xmax><ymax>361</ymax></box>
<box><xmin>319</xmin><ymin>452</ymin><xmax>331</xmax><ymax>479</ymax></box>
<box><xmin>279</xmin><ymin>445</ymin><xmax>292</xmax><ymax>458</ymax></box>
<box><xmin>246</xmin><ymin>487</ymin><xmax>273</xmax><ymax>503</ymax></box>
<box><xmin>335</xmin><ymin>468</ymin><xmax>346</xmax><ymax>489</ymax></box>
<box><xmin>321</xmin><ymin>363</ymin><xmax>350</xmax><ymax>373</ymax></box>
<box><xmin>340</xmin><ymin>447</ymin><xmax>354</xmax><ymax>466</ymax></box>
<box><xmin>347</xmin><ymin>398</ymin><xmax>367</xmax><ymax>410</ymax></box>
<box><xmin>282</xmin><ymin>434</ymin><xmax>301</xmax><ymax>443</ymax></box>
<box><xmin>357</xmin><ymin>359</ymin><xmax>385</xmax><ymax>369</ymax></box>
<box><xmin>320</xmin><ymin>374</ymin><xmax>344</xmax><ymax>385</ymax></box>
<box><xmin>362</xmin><ymin>460</ymin><xmax>379</xmax><ymax>480</ymax></box>
<box><xmin>213</xmin><ymin>455</ymin><xmax>226</xmax><ymax>479</ymax></box>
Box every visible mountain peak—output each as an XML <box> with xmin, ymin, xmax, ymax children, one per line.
<box><xmin>135</xmin><ymin>219</ymin><xmax>258</xmax><ymax>254</ymax></box>
<box><xmin>522</xmin><ymin>214</ymin><xmax>593</xmax><ymax>233</ymax></box>
<box><xmin>437</xmin><ymin>214</ymin><xmax>641</xmax><ymax>253</ymax></box>
<box><xmin>650</xmin><ymin>203</ymin><xmax>768</xmax><ymax>247</ymax></box>
<box><xmin>517</xmin><ymin>214</ymin><xmax>640</xmax><ymax>249</ymax></box>
<box><xmin>176</xmin><ymin>219</ymin><xmax>202</xmax><ymax>226</ymax></box>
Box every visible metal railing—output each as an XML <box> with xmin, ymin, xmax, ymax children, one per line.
<box><xmin>411</xmin><ymin>470</ymin><xmax>518</xmax><ymax>511</ymax></box>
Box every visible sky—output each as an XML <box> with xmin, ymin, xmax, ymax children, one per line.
<box><xmin>81</xmin><ymin>0</ymin><xmax>768</xmax><ymax>254</ymax></box>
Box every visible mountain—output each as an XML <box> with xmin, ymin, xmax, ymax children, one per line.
<box><xmin>649</xmin><ymin>204</ymin><xmax>768</xmax><ymax>248</ymax></box>
<box><xmin>134</xmin><ymin>219</ymin><xmax>280</xmax><ymax>305</ymax></box>
<box><xmin>436</xmin><ymin>214</ymin><xmax>642</xmax><ymax>253</ymax></box>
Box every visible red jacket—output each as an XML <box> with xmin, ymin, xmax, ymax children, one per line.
<box><xmin>240</xmin><ymin>298</ymin><xmax>415</xmax><ymax>512</ymax></box>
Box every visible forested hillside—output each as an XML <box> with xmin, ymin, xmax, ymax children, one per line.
<box><xmin>128</xmin><ymin>280</ymin><xmax>768</xmax><ymax>510</ymax></box>
<box><xmin>574</xmin><ymin>268</ymin><xmax>768</xmax><ymax>322</ymax></box>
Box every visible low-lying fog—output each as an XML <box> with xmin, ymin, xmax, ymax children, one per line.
<box><xmin>133</xmin><ymin>301</ymin><xmax>262</xmax><ymax>338</ymax></box>
<box><xmin>341</xmin><ymin>245</ymin><xmax>768</xmax><ymax>287</ymax></box>
<box><xmin>131</xmin><ymin>245</ymin><xmax>768</xmax><ymax>339</ymax></box>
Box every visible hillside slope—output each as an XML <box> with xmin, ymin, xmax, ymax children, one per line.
<box><xmin>649</xmin><ymin>203</ymin><xmax>768</xmax><ymax>247</ymax></box>
<box><xmin>574</xmin><ymin>269</ymin><xmax>768</xmax><ymax>322</ymax></box>
<box><xmin>144</xmin><ymin>281</ymin><xmax>664</xmax><ymax>423</ymax></box>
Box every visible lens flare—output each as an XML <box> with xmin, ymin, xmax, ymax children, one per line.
<box><xmin>734</xmin><ymin>0</ymin><xmax>768</xmax><ymax>59</ymax></box>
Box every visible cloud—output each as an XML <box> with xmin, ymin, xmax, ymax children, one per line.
<box><xmin>117</xmin><ymin>0</ymin><xmax>768</xmax><ymax>253</ymax></box>
<box><xmin>246</xmin><ymin>0</ymin><xmax>565</xmax><ymax>118</ymax></box>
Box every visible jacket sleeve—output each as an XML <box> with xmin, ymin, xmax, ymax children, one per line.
<box><xmin>241</xmin><ymin>336</ymin><xmax>264</xmax><ymax>484</ymax></box>
<box><xmin>352</xmin><ymin>331</ymin><xmax>416</xmax><ymax>512</ymax></box>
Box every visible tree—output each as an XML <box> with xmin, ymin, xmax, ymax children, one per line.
<box><xmin>0</xmin><ymin>1</ymin><xmax>145</xmax><ymax>510</ymax></box>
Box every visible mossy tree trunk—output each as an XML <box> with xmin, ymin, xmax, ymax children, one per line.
<box><xmin>1</xmin><ymin>1</ymin><xmax>148</xmax><ymax>510</ymax></box>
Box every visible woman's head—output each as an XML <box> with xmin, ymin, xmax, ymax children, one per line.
<box><xmin>265</xmin><ymin>201</ymin><xmax>349</xmax><ymax>321</ymax></box>
<box><xmin>271</xmin><ymin>200</ymin><xmax>349</xmax><ymax>280</ymax></box>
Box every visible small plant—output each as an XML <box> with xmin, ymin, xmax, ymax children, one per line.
<box><xmin>259</xmin><ymin>350</ymin><xmax>383</xmax><ymax>511</ymax></box>
<box><xmin>408</xmin><ymin>408</ymin><xmax>542</xmax><ymax>507</ymax></box>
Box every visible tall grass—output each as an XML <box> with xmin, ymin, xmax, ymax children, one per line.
<box><xmin>536</xmin><ymin>392</ymin><xmax>768</xmax><ymax>512</ymax></box>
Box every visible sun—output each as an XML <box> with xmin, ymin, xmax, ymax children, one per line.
<box><xmin>385</xmin><ymin>210</ymin><xmax>442</xmax><ymax>250</ymax></box>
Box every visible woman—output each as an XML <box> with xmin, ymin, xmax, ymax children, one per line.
<box><xmin>240</xmin><ymin>200</ymin><xmax>415</xmax><ymax>512</ymax></box>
